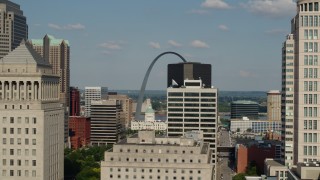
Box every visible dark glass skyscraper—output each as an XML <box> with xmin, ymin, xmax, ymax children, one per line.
<box><xmin>167</xmin><ymin>62</ymin><xmax>211</xmax><ymax>88</ymax></box>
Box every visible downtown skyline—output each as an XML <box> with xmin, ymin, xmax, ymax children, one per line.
<box><xmin>15</xmin><ymin>0</ymin><xmax>296</xmax><ymax>91</ymax></box>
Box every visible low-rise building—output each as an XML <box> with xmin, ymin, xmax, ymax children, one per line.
<box><xmin>101</xmin><ymin>130</ymin><xmax>214</xmax><ymax>180</ymax></box>
<box><xmin>230</xmin><ymin>118</ymin><xmax>281</xmax><ymax>134</ymax></box>
<box><xmin>287</xmin><ymin>161</ymin><xmax>320</xmax><ymax>180</ymax></box>
<box><xmin>69</xmin><ymin>116</ymin><xmax>90</xmax><ymax>149</ymax></box>
<box><xmin>131</xmin><ymin>105</ymin><xmax>167</xmax><ymax>131</ymax></box>
<box><xmin>264</xmin><ymin>159</ymin><xmax>288</xmax><ymax>180</ymax></box>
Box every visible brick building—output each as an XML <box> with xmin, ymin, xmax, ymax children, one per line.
<box><xmin>70</xmin><ymin>87</ymin><xmax>80</xmax><ymax>116</ymax></box>
<box><xmin>69</xmin><ymin>116</ymin><xmax>90</xmax><ymax>149</ymax></box>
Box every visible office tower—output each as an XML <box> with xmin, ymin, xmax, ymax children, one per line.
<box><xmin>281</xmin><ymin>0</ymin><xmax>320</xmax><ymax>165</ymax></box>
<box><xmin>167</xmin><ymin>62</ymin><xmax>211</xmax><ymax>88</ymax></box>
<box><xmin>167</xmin><ymin>78</ymin><xmax>217</xmax><ymax>179</ymax></box>
<box><xmin>0</xmin><ymin>0</ymin><xmax>28</xmax><ymax>58</ymax></box>
<box><xmin>29</xmin><ymin>35</ymin><xmax>70</xmax><ymax>143</ymax></box>
<box><xmin>231</xmin><ymin>100</ymin><xmax>259</xmax><ymax>119</ymax></box>
<box><xmin>101</xmin><ymin>130</ymin><xmax>214</xmax><ymax>180</ymax></box>
<box><xmin>84</xmin><ymin>86</ymin><xmax>108</xmax><ymax>117</ymax></box>
<box><xmin>29</xmin><ymin>35</ymin><xmax>70</xmax><ymax>107</ymax></box>
<box><xmin>69</xmin><ymin>116</ymin><xmax>90</xmax><ymax>149</ymax></box>
<box><xmin>267</xmin><ymin>90</ymin><xmax>281</xmax><ymax>121</ymax></box>
<box><xmin>0</xmin><ymin>41</ymin><xmax>64</xmax><ymax>179</ymax></box>
<box><xmin>90</xmin><ymin>99</ymin><xmax>122</xmax><ymax>145</ymax></box>
<box><xmin>70</xmin><ymin>87</ymin><xmax>80</xmax><ymax>116</ymax></box>
<box><xmin>108</xmin><ymin>93</ymin><xmax>133</xmax><ymax>129</ymax></box>
<box><xmin>281</xmin><ymin>34</ymin><xmax>295</xmax><ymax>167</ymax></box>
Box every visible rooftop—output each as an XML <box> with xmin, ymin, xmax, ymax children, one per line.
<box><xmin>30</xmin><ymin>34</ymin><xmax>70</xmax><ymax>46</ymax></box>
<box><xmin>232</xmin><ymin>100</ymin><xmax>258</xmax><ymax>105</ymax></box>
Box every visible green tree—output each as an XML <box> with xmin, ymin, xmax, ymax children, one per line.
<box><xmin>232</xmin><ymin>173</ymin><xmax>246</xmax><ymax>180</ymax></box>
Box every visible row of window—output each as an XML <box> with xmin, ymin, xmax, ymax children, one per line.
<box><xmin>2</xmin><ymin>170</ymin><xmax>36</xmax><ymax>177</ymax></box>
<box><xmin>304</xmin><ymin>29</ymin><xmax>319</xmax><ymax>40</ymax></box>
<box><xmin>2</xmin><ymin>148</ymin><xmax>36</xmax><ymax>156</ymax></box>
<box><xmin>301</xmin><ymin>15</ymin><xmax>320</xmax><ymax>27</ymax></box>
<box><xmin>303</xmin><ymin>107</ymin><xmax>319</xmax><ymax>118</ymax></box>
<box><xmin>109</xmin><ymin>174</ymin><xmax>202</xmax><ymax>180</ymax></box>
<box><xmin>2</xmin><ymin>159</ymin><xmax>36</xmax><ymax>166</ymax></box>
<box><xmin>2</xmin><ymin>128</ymin><xmax>36</xmax><ymax>135</ymax></box>
<box><xmin>304</xmin><ymin>81</ymin><xmax>318</xmax><ymax>91</ymax></box>
<box><xmin>2</xmin><ymin>117</ymin><xmax>37</xmax><ymax>124</ymax></box>
<box><xmin>2</xmin><ymin>138</ymin><xmax>36</xmax><ymax>145</ymax></box>
<box><xmin>304</xmin><ymin>55</ymin><xmax>319</xmax><ymax>66</ymax></box>
<box><xmin>303</xmin><ymin>94</ymin><xmax>318</xmax><ymax>104</ymax></box>
<box><xmin>168</xmin><ymin>92</ymin><xmax>216</xmax><ymax>97</ymax></box>
<box><xmin>303</xmin><ymin>120</ymin><xmax>318</xmax><ymax>130</ymax></box>
<box><xmin>303</xmin><ymin>146</ymin><xmax>318</xmax><ymax>156</ymax></box>
<box><xmin>304</xmin><ymin>42</ymin><xmax>319</xmax><ymax>52</ymax></box>
<box><xmin>168</xmin><ymin>103</ymin><xmax>216</xmax><ymax>107</ymax></box>
<box><xmin>303</xmin><ymin>133</ymin><xmax>318</xmax><ymax>143</ymax></box>
<box><xmin>300</xmin><ymin>2</ymin><xmax>319</xmax><ymax>12</ymax></box>
<box><xmin>118</xmin><ymin>148</ymin><xmax>194</xmax><ymax>154</ymax></box>
<box><xmin>110</xmin><ymin>168</ymin><xmax>202</xmax><ymax>174</ymax></box>
<box><xmin>303</xmin><ymin>68</ymin><xmax>318</xmax><ymax>78</ymax></box>
<box><xmin>110</xmin><ymin>157</ymin><xmax>202</xmax><ymax>164</ymax></box>
<box><xmin>168</xmin><ymin>98</ymin><xmax>216</xmax><ymax>102</ymax></box>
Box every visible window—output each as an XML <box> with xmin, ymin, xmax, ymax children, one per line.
<box><xmin>10</xmin><ymin>128</ymin><xmax>13</xmax><ymax>134</ymax></box>
<box><xmin>304</xmin><ymin>68</ymin><xmax>308</xmax><ymax>78</ymax></box>
<box><xmin>313</xmin><ymin>146</ymin><xmax>317</xmax><ymax>155</ymax></box>
<box><xmin>32</xmin><ymin>171</ymin><xmax>36</xmax><ymax>177</ymax></box>
<box><xmin>32</xmin><ymin>149</ymin><xmax>36</xmax><ymax>156</ymax></box>
<box><xmin>25</xmin><ymin>160</ymin><xmax>29</xmax><ymax>166</ymax></box>
<box><xmin>25</xmin><ymin>149</ymin><xmax>29</xmax><ymax>156</ymax></box>
<box><xmin>10</xmin><ymin>138</ymin><xmax>13</xmax><ymax>145</ymax></box>
<box><xmin>304</xmin><ymin>120</ymin><xmax>308</xmax><ymax>129</ymax></box>
<box><xmin>304</xmin><ymin>30</ymin><xmax>308</xmax><ymax>40</ymax></box>
<box><xmin>32</xmin><ymin>118</ymin><xmax>36</xmax><ymax>124</ymax></box>
<box><xmin>32</xmin><ymin>128</ymin><xmax>36</xmax><ymax>135</ymax></box>
<box><xmin>2</xmin><ymin>138</ymin><xmax>6</xmax><ymax>145</ymax></box>
<box><xmin>32</xmin><ymin>139</ymin><xmax>36</xmax><ymax>145</ymax></box>
<box><xmin>25</xmin><ymin>139</ymin><xmax>29</xmax><ymax>145</ymax></box>
<box><xmin>309</xmin><ymin>120</ymin><xmax>313</xmax><ymax>129</ymax></box>
<box><xmin>313</xmin><ymin>133</ymin><xmax>317</xmax><ymax>142</ymax></box>
<box><xmin>17</xmin><ymin>128</ymin><xmax>21</xmax><ymax>134</ymax></box>
<box><xmin>2</xmin><ymin>159</ymin><xmax>6</xmax><ymax>166</ymax></box>
<box><xmin>25</xmin><ymin>117</ymin><xmax>29</xmax><ymax>124</ymax></box>
<box><xmin>314</xmin><ymin>120</ymin><xmax>318</xmax><ymax>129</ymax></box>
<box><xmin>32</xmin><ymin>160</ymin><xmax>36</xmax><ymax>166</ymax></box>
<box><xmin>2</xmin><ymin>128</ymin><xmax>6</xmax><ymax>134</ymax></box>
<box><xmin>25</xmin><ymin>128</ymin><xmax>29</xmax><ymax>134</ymax></box>
<box><xmin>304</xmin><ymin>81</ymin><xmax>308</xmax><ymax>91</ymax></box>
<box><xmin>10</xmin><ymin>149</ymin><xmax>14</xmax><ymax>155</ymax></box>
<box><xmin>10</xmin><ymin>117</ymin><xmax>14</xmax><ymax>123</ymax></box>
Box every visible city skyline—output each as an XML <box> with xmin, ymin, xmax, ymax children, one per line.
<box><xmin>14</xmin><ymin>0</ymin><xmax>296</xmax><ymax>91</ymax></box>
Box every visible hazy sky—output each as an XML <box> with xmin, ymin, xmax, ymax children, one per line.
<box><xmin>15</xmin><ymin>0</ymin><xmax>297</xmax><ymax>91</ymax></box>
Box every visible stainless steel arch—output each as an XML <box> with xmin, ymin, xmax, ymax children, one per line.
<box><xmin>135</xmin><ymin>51</ymin><xmax>187</xmax><ymax>120</ymax></box>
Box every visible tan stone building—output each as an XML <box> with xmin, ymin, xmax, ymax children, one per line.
<box><xmin>0</xmin><ymin>0</ymin><xmax>28</xmax><ymax>58</ymax></box>
<box><xmin>282</xmin><ymin>0</ymin><xmax>320</xmax><ymax>165</ymax></box>
<box><xmin>108</xmin><ymin>94</ymin><xmax>133</xmax><ymax>129</ymax></box>
<box><xmin>101</xmin><ymin>130</ymin><xmax>214</xmax><ymax>180</ymax></box>
<box><xmin>267</xmin><ymin>90</ymin><xmax>281</xmax><ymax>121</ymax></box>
<box><xmin>0</xmin><ymin>41</ymin><xmax>64</xmax><ymax>179</ymax></box>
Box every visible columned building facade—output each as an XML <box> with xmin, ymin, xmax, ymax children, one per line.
<box><xmin>0</xmin><ymin>42</ymin><xmax>64</xmax><ymax>179</ymax></box>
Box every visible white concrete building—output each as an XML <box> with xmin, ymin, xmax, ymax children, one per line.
<box><xmin>0</xmin><ymin>41</ymin><xmax>64</xmax><ymax>179</ymax></box>
<box><xmin>84</xmin><ymin>86</ymin><xmax>108</xmax><ymax>117</ymax></box>
<box><xmin>131</xmin><ymin>105</ymin><xmax>167</xmax><ymax>131</ymax></box>
<box><xmin>281</xmin><ymin>0</ymin><xmax>320</xmax><ymax>165</ymax></box>
<box><xmin>101</xmin><ymin>130</ymin><xmax>214</xmax><ymax>180</ymax></box>
<box><xmin>166</xmin><ymin>79</ymin><xmax>217</xmax><ymax>178</ymax></box>
<box><xmin>230</xmin><ymin>119</ymin><xmax>282</xmax><ymax>134</ymax></box>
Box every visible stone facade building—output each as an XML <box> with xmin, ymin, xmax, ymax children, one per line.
<box><xmin>0</xmin><ymin>41</ymin><xmax>64</xmax><ymax>179</ymax></box>
<box><xmin>101</xmin><ymin>130</ymin><xmax>214</xmax><ymax>180</ymax></box>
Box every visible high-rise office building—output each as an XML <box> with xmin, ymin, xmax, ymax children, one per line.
<box><xmin>267</xmin><ymin>90</ymin><xmax>281</xmax><ymax>121</ymax></box>
<box><xmin>84</xmin><ymin>86</ymin><xmax>108</xmax><ymax>117</ymax></box>
<box><xmin>167</xmin><ymin>79</ymin><xmax>217</xmax><ymax>178</ymax></box>
<box><xmin>70</xmin><ymin>87</ymin><xmax>80</xmax><ymax>116</ymax></box>
<box><xmin>29</xmin><ymin>35</ymin><xmax>70</xmax><ymax>143</ymax></box>
<box><xmin>90</xmin><ymin>99</ymin><xmax>122</xmax><ymax>145</ymax></box>
<box><xmin>108</xmin><ymin>93</ymin><xmax>133</xmax><ymax>129</ymax></box>
<box><xmin>29</xmin><ymin>35</ymin><xmax>70</xmax><ymax>107</ymax></box>
<box><xmin>0</xmin><ymin>41</ymin><xmax>64</xmax><ymax>179</ymax></box>
<box><xmin>281</xmin><ymin>0</ymin><xmax>320</xmax><ymax>165</ymax></box>
<box><xmin>167</xmin><ymin>62</ymin><xmax>211</xmax><ymax>88</ymax></box>
<box><xmin>0</xmin><ymin>0</ymin><xmax>28</xmax><ymax>58</ymax></box>
<box><xmin>231</xmin><ymin>100</ymin><xmax>259</xmax><ymax>119</ymax></box>
<box><xmin>281</xmin><ymin>34</ymin><xmax>295</xmax><ymax>167</ymax></box>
